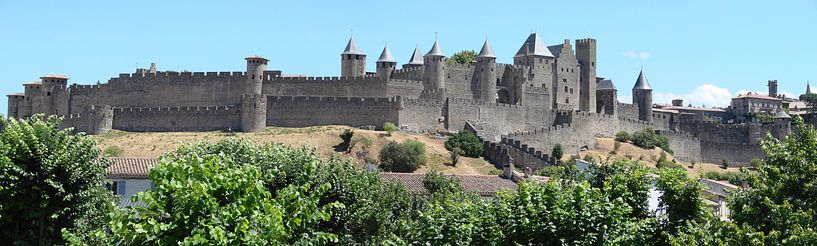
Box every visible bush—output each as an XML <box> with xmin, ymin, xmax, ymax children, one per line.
<box><xmin>444</xmin><ymin>131</ymin><xmax>483</xmax><ymax>158</ymax></box>
<box><xmin>749</xmin><ymin>158</ymin><xmax>762</xmax><ymax>168</ymax></box>
<box><xmin>103</xmin><ymin>145</ymin><xmax>124</xmax><ymax>157</ymax></box>
<box><xmin>632</xmin><ymin>128</ymin><xmax>658</xmax><ymax>149</ymax></box>
<box><xmin>379</xmin><ymin>140</ymin><xmax>427</xmax><ymax>172</ymax></box>
<box><xmin>721</xmin><ymin>158</ymin><xmax>729</xmax><ymax>169</ymax></box>
<box><xmin>702</xmin><ymin>171</ymin><xmax>749</xmax><ymax>186</ymax></box>
<box><xmin>613</xmin><ymin>141</ymin><xmax>621</xmax><ymax>154</ymax></box>
<box><xmin>552</xmin><ymin>144</ymin><xmax>564</xmax><ymax>160</ymax></box>
<box><xmin>615</xmin><ymin>131</ymin><xmax>632</xmax><ymax>142</ymax></box>
<box><xmin>450</xmin><ymin>147</ymin><xmax>463</xmax><ymax>166</ymax></box>
<box><xmin>383</xmin><ymin>122</ymin><xmax>397</xmax><ymax>136</ymax></box>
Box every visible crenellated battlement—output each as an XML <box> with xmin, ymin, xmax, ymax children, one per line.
<box><xmin>448</xmin><ymin>97</ymin><xmax>521</xmax><ymax>109</ymax></box>
<box><xmin>267</xmin><ymin>75</ymin><xmax>386</xmax><ymax>83</ymax></box>
<box><xmin>118</xmin><ymin>71</ymin><xmax>247</xmax><ymax>79</ymax></box>
<box><xmin>576</xmin><ymin>38</ymin><xmax>596</xmax><ymax>45</ymax></box>
<box><xmin>113</xmin><ymin>105</ymin><xmax>235</xmax><ymax>113</ymax></box>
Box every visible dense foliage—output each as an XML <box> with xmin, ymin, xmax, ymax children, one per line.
<box><xmin>338</xmin><ymin>129</ymin><xmax>354</xmax><ymax>152</ymax></box>
<box><xmin>379</xmin><ymin>140</ymin><xmax>428</xmax><ymax>172</ymax></box>
<box><xmin>444</xmin><ymin>131</ymin><xmax>483</xmax><ymax>158</ymax></box>
<box><xmin>0</xmin><ymin>115</ymin><xmax>115</xmax><ymax>245</ymax></box>
<box><xmin>630</xmin><ymin>128</ymin><xmax>673</xmax><ymax>154</ymax></box>
<box><xmin>383</xmin><ymin>122</ymin><xmax>397</xmax><ymax>136</ymax></box>
<box><xmin>551</xmin><ymin>143</ymin><xmax>564</xmax><ymax>160</ymax></box>
<box><xmin>615</xmin><ymin>131</ymin><xmax>632</xmax><ymax>142</ymax></box>
<box><xmin>446</xmin><ymin>50</ymin><xmax>477</xmax><ymax>65</ymax></box>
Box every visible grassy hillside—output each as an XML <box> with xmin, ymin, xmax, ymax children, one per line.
<box><xmin>92</xmin><ymin>126</ymin><xmax>738</xmax><ymax>177</ymax></box>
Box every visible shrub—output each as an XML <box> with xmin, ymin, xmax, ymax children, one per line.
<box><xmin>632</xmin><ymin>128</ymin><xmax>658</xmax><ymax>149</ymax></box>
<box><xmin>444</xmin><ymin>131</ymin><xmax>483</xmax><ymax>158</ymax></box>
<box><xmin>583</xmin><ymin>155</ymin><xmax>595</xmax><ymax>164</ymax></box>
<box><xmin>379</xmin><ymin>140</ymin><xmax>427</xmax><ymax>172</ymax></box>
<box><xmin>615</xmin><ymin>131</ymin><xmax>632</xmax><ymax>142</ymax></box>
<box><xmin>721</xmin><ymin>158</ymin><xmax>729</xmax><ymax>169</ymax></box>
<box><xmin>450</xmin><ymin>147</ymin><xmax>463</xmax><ymax>166</ymax></box>
<box><xmin>613</xmin><ymin>141</ymin><xmax>621</xmax><ymax>154</ymax></box>
<box><xmin>552</xmin><ymin>144</ymin><xmax>564</xmax><ymax>160</ymax></box>
<box><xmin>103</xmin><ymin>145</ymin><xmax>124</xmax><ymax>157</ymax></box>
<box><xmin>383</xmin><ymin>122</ymin><xmax>397</xmax><ymax>136</ymax></box>
<box><xmin>749</xmin><ymin>158</ymin><xmax>762</xmax><ymax>168</ymax></box>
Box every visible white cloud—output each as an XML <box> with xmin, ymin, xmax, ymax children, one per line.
<box><xmin>618</xmin><ymin>94</ymin><xmax>632</xmax><ymax>104</ymax></box>
<box><xmin>653</xmin><ymin>84</ymin><xmax>733</xmax><ymax>107</ymax></box>
<box><xmin>623</xmin><ymin>51</ymin><xmax>651</xmax><ymax>59</ymax></box>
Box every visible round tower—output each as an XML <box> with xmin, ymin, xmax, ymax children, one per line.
<box><xmin>376</xmin><ymin>45</ymin><xmax>397</xmax><ymax>80</ymax></box>
<box><xmin>423</xmin><ymin>40</ymin><xmax>446</xmax><ymax>90</ymax></box>
<box><xmin>773</xmin><ymin>110</ymin><xmax>791</xmax><ymax>140</ymax></box>
<box><xmin>341</xmin><ymin>37</ymin><xmax>366</xmax><ymax>77</ymax></box>
<box><xmin>240</xmin><ymin>94</ymin><xmax>267</xmax><ymax>132</ymax></box>
<box><xmin>476</xmin><ymin>39</ymin><xmax>497</xmax><ymax>102</ymax></box>
<box><xmin>632</xmin><ymin>70</ymin><xmax>653</xmax><ymax>122</ymax></box>
<box><xmin>245</xmin><ymin>56</ymin><xmax>268</xmax><ymax>95</ymax></box>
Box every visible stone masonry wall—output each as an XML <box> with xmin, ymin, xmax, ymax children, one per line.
<box><xmin>266</xmin><ymin>96</ymin><xmax>399</xmax><ymax>129</ymax></box>
<box><xmin>112</xmin><ymin>106</ymin><xmax>239</xmax><ymax>132</ymax></box>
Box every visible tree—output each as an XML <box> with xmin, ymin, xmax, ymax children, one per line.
<box><xmin>632</xmin><ymin>128</ymin><xmax>658</xmax><ymax>149</ymax></box>
<box><xmin>0</xmin><ymin>115</ymin><xmax>115</xmax><ymax>245</ymax></box>
<box><xmin>551</xmin><ymin>144</ymin><xmax>564</xmax><ymax>160</ymax></box>
<box><xmin>383</xmin><ymin>122</ymin><xmax>397</xmax><ymax>136</ymax></box>
<box><xmin>379</xmin><ymin>140</ymin><xmax>427</xmax><ymax>172</ymax></box>
<box><xmin>108</xmin><ymin>140</ymin><xmax>342</xmax><ymax>244</ymax></box>
<box><xmin>799</xmin><ymin>93</ymin><xmax>817</xmax><ymax>112</ymax></box>
<box><xmin>444</xmin><ymin>131</ymin><xmax>483</xmax><ymax>158</ymax></box>
<box><xmin>446</xmin><ymin>50</ymin><xmax>477</xmax><ymax>65</ymax></box>
<box><xmin>729</xmin><ymin>116</ymin><xmax>817</xmax><ymax>241</ymax></box>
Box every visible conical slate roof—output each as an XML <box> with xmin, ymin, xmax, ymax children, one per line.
<box><xmin>633</xmin><ymin>70</ymin><xmax>652</xmax><ymax>90</ymax></box>
<box><xmin>774</xmin><ymin>110</ymin><xmax>791</xmax><ymax>118</ymax></box>
<box><xmin>376</xmin><ymin>46</ymin><xmax>396</xmax><ymax>63</ymax></box>
<box><xmin>425</xmin><ymin>40</ymin><xmax>445</xmax><ymax>57</ymax></box>
<box><xmin>341</xmin><ymin>37</ymin><xmax>365</xmax><ymax>55</ymax></box>
<box><xmin>807</xmin><ymin>82</ymin><xmax>812</xmax><ymax>94</ymax></box>
<box><xmin>477</xmin><ymin>39</ymin><xmax>496</xmax><ymax>58</ymax></box>
<box><xmin>515</xmin><ymin>33</ymin><xmax>554</xmax><ymax>58</ymax></box>
<box><xmin>407</xmin><ymin>47</ymin><xmax>424</xmax><ymax>65</ymax></box>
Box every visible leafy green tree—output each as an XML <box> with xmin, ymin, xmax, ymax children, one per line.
<box><xmin>379</xmin><ymin>140</ymin><xmax>427</xmax><ymax>172</ymax></box>
<box><xmin>632</xmin><ymin>128</ymin><xmax>658</xmax><ymax>149</ymax></box>
<box><xmin>729</xmin><ymin>116</ymin><xmax>817</xmax><ymax>242</ymax></box>
<box><xmin>656</xmin><ymin>168</ymin><xmax>707</xmax><ymax>232</ymax></box>
<box><xmin>446</xmin><ymin>50</ymin><xmax>477</xmax><ymax>65</ymax></box>
<box><xmin>383</xmin><ymin>122</ymin><xmax>397</xmax><ymax>136</ymax></box>
<box><xmin>0</xmin><ymin>115</ymin><xmax>115</xmax><ymax>245</ymax></box>
<box><xmin>108</xmin><ymin>140</ymin><xmax>341</xmax><ymax>244</ymax></box>
<box><xmin>422</xmin><ymin>171</ymin><xmax>462</xmax><ymax>196</ymax></box>
<box><xmin>799</xmin><ymin>92</ymin><xmax>817</xmax><ymax>112</ymax></box>
<box><xmin>551</xmin><ymin>143</ymin><xmax>564</xmax><ymax>160</ymax></box>
<box><xmin>444</xmin><ymin>131</ymin><xmax>483</xmax><ymax>157</ymax></box>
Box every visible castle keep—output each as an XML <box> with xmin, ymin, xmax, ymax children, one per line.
<box><xmin>6</xmin><ymin>33</ymin><xmax>791</xmax><ymax>167</ymax></box>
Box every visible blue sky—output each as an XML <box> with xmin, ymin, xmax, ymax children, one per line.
<box><xmin>1</xmin><ymin>0</ymin><xmax>815</xmax><ymax>112</ymax></box>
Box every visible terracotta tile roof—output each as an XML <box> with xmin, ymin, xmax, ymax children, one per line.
<box><xmin>734</xmin><ymin>94</ymin><xmax>782</xmax><ymax>101</ymax></box>
<box><xmin>107</xmin><ymin>157</ymin><xmax>157</xmax><ymax>179</ymax></box>
<box><xmin>40</xmin><ymin>75</ymin><xmax>69</xmax><ymax>79</ymax></box>
<box><xmin>380</xmin><ymin>172</ymin><xmax>518</xmax><ymax>197</ymax></box>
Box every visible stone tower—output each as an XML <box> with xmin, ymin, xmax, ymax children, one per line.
<box><xmin>767</xmin><ymin>80</ymin><xmax>778</xmax><ymax>97</ymax></box>
<box><xmin>772</xmin><ymin>110</ymin><xmax>791</xmax><ymax>140</ymax></box>
<box><xmin>245</xmin><ymin>56</ymin><xmax>268</xmax><ymax>95</ymax></box>
<box><xmin>476</xmin><ymin>39</ymin><xmax>497</xmax><ymax>102</ymax></box>
<box><xmin>240</xmin><ymin>94</ymin><xmax>267</xmax><ymax>132</ymax></box>
<box><xmin>423</xmin><ymin>40</ymin><xmax>446</xmax><ymax>90</ymax></box>
<box><xmin>403</xmin><ymin>47</ymin><xmax>424</xmax><ymax>69</ymax></box>
<box><xmin>376</xmin><ymin>45</ymin><xmax>397</xmax><ymax>80</ymax></box>
<box><xmin>576</xmin><ymin>39</ymin><xmax>597</xmax><ymax>112</ymax></box>
<box><xmin>341</xmin><ymin>37</ymin><xmax>366</xmax><ymax>77</ymax></box>
<box><xmin>632</xmin><ymin>70</ymin><xmax>653</xmax><ymax>122</ymax></box>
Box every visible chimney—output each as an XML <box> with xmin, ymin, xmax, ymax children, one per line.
<box><xmin>672</xmin><ymin>99</ymin><xmax>683</xmax><ymax>107</ymax></box>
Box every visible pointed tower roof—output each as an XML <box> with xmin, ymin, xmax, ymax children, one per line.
<box><xmin>807</xmin><ymin>81</ymin><xmax>812</xmax><ymax>94</ymax></box>
<box><xmin>477</xmin><ymin>39</ymin><xmax>496</xmax><ymax>58</ymax></box>
<box><xmin>376</xmin><ymin>45</ymin><xmax>396</xmax><ymax>63</ymax></box>
<box><xmin>633</xmin><ymin>70</ymin><xmax>652</xmax><ymax>90</ymax></box>
<box><xmin>341</xmin><ymin>37</ymin><xmax>365</xmax><ymax>55</ymax></box>
<box><xmin>515</xmin><ymin>33</ymin><xmax>554</xmax><ymax>58</ymax></box>
<box><xmin>407</xmin><ymin>47</ymin><xmax>424</xmax><ymax>65</ymax></box>
<box><xmin>425</xmin><ymin>40</ymin><xmax>445</xmax><ymax>57</ymax></box>
<box><xmin>774</xmin><ymin>110</ymin><xmax>791</xmax><ymax>119</ymax></box>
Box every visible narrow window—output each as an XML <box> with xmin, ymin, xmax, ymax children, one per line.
<box><xmin>564</xmin><ymin>86</ymin><xmax>568</xmax><ymax>92</ymax></box>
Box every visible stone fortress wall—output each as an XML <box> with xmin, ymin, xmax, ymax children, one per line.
<box><xmin>6</xmin><ymin>34</ymin><xmax>787</xmax><ymax>168</ymax></box>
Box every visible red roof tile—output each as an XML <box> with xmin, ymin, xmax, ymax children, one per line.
<box><xmin>107</xmin><ymin>157</ymin><xmax>157</xmax><ymax>178</ymax></box>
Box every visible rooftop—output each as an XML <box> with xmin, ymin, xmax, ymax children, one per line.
<box><xmin>515</xmin><ymin>33</ymin><xmax>554</xmax><ymax>57</ymax></box>
<box><xmin>734</xmin><ymin>93</ymin><xmax>782</xmax><ymax>101</ymax></box>
<box><xmin>40</xmin><ymin>75</ymin><xmax>69</xmax><ymax>79</ymax></box>
<box><xmin>107</xmin><ymin>157</ymin><xmax>158</xmax><ymax>179</ymax></box>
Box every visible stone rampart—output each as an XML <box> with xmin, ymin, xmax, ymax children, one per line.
<box><xmin>111</xmin><ymin>105</ymin><xmax>239</xmax><ymax>132</ymax></box>
<box><xmin>266</xmin><ymin>96</ymin><xmax>399</xmax><ymax>129</ymax></box>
